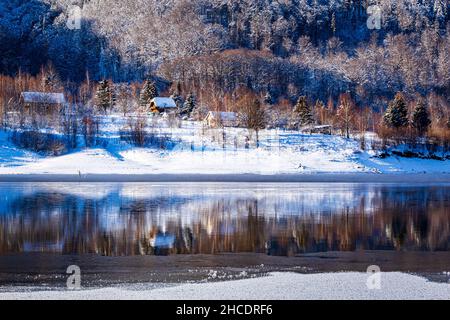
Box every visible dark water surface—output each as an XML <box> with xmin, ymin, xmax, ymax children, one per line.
<box><xmin>0</xmin><ymin>182</ymin><xmax>449</xmax><ymax>287</ymax></box>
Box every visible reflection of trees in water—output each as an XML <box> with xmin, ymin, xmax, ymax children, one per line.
<box><xmin>0</xmin><ymin>187</ymin><xmax>449</xmax><ymax>256</ymax></box>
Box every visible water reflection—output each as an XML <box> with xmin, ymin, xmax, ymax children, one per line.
<box><xmin>0</xmin><ymin>183</ymin><xmax>449</xmax><ymax>256</ymax></box>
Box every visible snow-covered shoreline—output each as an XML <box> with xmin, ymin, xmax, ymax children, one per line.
<box><xmin>1</xmin><ymin>119</ymin><xmax>449</xmax><ymax>177</ymax></box>
<box><xmin>1</xmin><ymin>272</ymin><xmax>449</xmax><ymax>300</ymax></box>
<box><xmin>1</xmin><ymin>146</ymin><xmax>449</xmax><ymax>178</ymax></box>
<box><xmin>1</xmin><ymin>172</ymin><xmax>450</xmax><ymax>183</ymax></box>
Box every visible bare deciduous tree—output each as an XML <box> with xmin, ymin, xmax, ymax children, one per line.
<box><xmin>237</xmin><ymin>90</ymin><xmax>267</xmax><ymax>148</ymax></box>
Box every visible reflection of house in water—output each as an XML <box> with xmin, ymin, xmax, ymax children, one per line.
<box><xmin>266</xmin><ymin>236</ymin><xmax>299</xmax><ymax>257</ymax></box>
<box><xmin>149</xmin><ymin>232</ymin><xmax>175</xmax><ymax>256</ymax></box>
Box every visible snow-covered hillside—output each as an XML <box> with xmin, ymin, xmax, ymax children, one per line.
<box><xmin>0</xmin><ymin>117</ymin><xmax>449</xmax><ymax>175</ymax></box>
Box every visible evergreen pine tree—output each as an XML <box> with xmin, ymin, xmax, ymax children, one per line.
<box><xmin>170</xmin><ymin>83</ymin><xmax>184</xmax><ymax>113</ymax></box>
<box><xmin>96</xmin><ymin>80</ymin><xmax>113</xmax><ymax>114</ymax></box>
<box><xmin>383</xmin><ymin>93</ymin><xmax>409</xmax><ymax>129</ymax></box>
<box><xmin>172</xmin><ymin>93</ymin><xmax>183</xmax><ymax>113</ymax></box>
<box><xmin>140</xmin><ymin>80</ymin><xmax>158</xmax><ymax>108</ymax></box>
<box><xmin>411</xmin><ymin>100</ymin><xmax>431</xmax><ymax>136</ymax></box>
<box><xmin>293</xmin><ymin>96</ymin><xmax>314</xmax><ymax>129</ymax></box>
<box><xmin>181</xmin><ymin>93</ymin><xmax>196</xmax><ymax>116</ymax></box>
<box><xmin>264</xmin><ymin>92</ymin><xmax>273</xmax><ymax>105</ymax></box>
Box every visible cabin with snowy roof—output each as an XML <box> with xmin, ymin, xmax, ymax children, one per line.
<box><xmin>204</xmin><ymin>111</ymin><xmax>238</xmax><ymax>128</ymax></box>
<box><xmin>149</xmin><ymin>97</ymin><xmax>177</xmax><ymax>113</ymax></box>
<box><xmin>301</xmin><ymin>125</ymin><xmax>332</xmax><ymax>135</ymax></box>
<box><xmin>20</xmin><ymin>92</ymin><xmax>66</xmax><ymax>114</ymax></box>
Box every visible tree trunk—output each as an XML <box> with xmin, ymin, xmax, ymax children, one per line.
<box><xmin>256</xmin><ymin>130</ymin><xmax>259</xmax><ymax>148</ymax></box>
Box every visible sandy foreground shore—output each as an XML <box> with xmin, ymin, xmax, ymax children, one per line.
<box><xmin>1</xmin><ymin>173</ymin><xmax>450</xmax><ymax>183</ymax></box>
<box><xmin>1</xmin><ymin>272</ymin><xmax>449</xmax><ymax>300</ymax></box>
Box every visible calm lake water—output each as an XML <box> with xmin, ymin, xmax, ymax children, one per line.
<box><xmin>1</xmin><ymin>182</ymin><xmax>449</xmax><ymax>256</ymax></box>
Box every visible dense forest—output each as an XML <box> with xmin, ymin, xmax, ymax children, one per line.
<box><xmin>1</xmin><ymin>1</ymin><xmax>449</xmax><ymax>103</ymax></box>
<box><xmin>0</xmin><ymin>0</ymin><xmax>450</xmax><ymax>156</ymax></box>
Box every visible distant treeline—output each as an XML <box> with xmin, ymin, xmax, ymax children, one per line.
<box><xmin>0</xmin><ymin>67</ymin><xmax>449</xmax><ymax>158</ymax></box>
<box><xmin>0</xmin><ymin>0</ymin><xmax>449</xmax><ymax>109</ymax></box>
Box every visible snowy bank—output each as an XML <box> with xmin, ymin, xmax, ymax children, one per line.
<box><xmin>1</xmin><ymin>272</ymin><xmax>449</xmax><ymax>300</ymax></box>
<box><xmin>1</xmin><ymin>147</ymin><xmax>450</xmax><ymax>177</ymax></box>
<box><xmin>1</xmin><ymin>121</ymin><xmax>449</xmax><ymax>176</ymax></box>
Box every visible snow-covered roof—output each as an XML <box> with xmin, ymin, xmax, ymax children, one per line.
<box><xmin>151</xmin><ymin>97</ymin><xmax>177</xmax><ymax>109</ymax></box>
<box><xmin>207</xmin><ymin>111</ymin><xmax>237</xmax><ymax>121</ymax></box>
<box><xmin>21</xmin><ymin>92</ymin><xmax>65</xmax><ymax>104</ymax></box>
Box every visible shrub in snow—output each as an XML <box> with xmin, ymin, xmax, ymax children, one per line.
<box><xmin>10</xmin><ymin>131</ymin><xmax>67</xmax><ymax>156</ymax></box>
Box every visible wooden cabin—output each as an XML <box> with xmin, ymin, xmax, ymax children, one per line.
<box><xmin>149</xmin><ymin>97</ymin><xmax>177</xmax><ymax>113</ymax></box>
<box><xmin>21</xmin><ymin>92</ymin><xmax>65</xmax><ymax>114</ymax></box>
<box><xmin>204</xmin><ymin>111</ymin><xmax>238</xmax><ymax>128</ymax></box>
<box><xmin>301</xmin><ymin>125</ymin><xmax>333</xmax><ymax>135</ymax></box>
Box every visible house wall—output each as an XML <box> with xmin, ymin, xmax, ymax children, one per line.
<box><xmin>24</xmin><ymin>102</ymin><xmax>62</xmax><ymax>115</ymax></box>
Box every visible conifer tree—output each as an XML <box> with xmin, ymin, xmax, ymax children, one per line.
<box><xmin>293</xmin><ymin>96</ymin><xmax>314</xmax><ymax>129</ymax></box>
<box><xmin>383</xmin><ymin>93</ymin><xmax>409</xmax><ymax>129</ymax></box>
<box><xmin>170</xmin><ymin>82</ymin><xmax>183</xmax><ymax>112</ymax></box>
<box><xmin>140</xmin><ymin>80</ymin><xmax>158</xmax><ymax>108</ymax></box>
<box><xmin>411</xmin><ymin>100</ymin><xmax>431</xmax><ymax>136</ymax></box>
<box><xmin>181</xmin><ymin>93</ymin><xmax>196</xmax><ymax>116</ymax></box>
<box><xmin>95</xmin><ymin>80</ymin><xmax>113</xmax><ymax>114</ymax></box>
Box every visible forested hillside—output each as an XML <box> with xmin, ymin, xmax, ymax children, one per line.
<box><xmin>1</xmin><ymin>0</ymin><xmax>449</xmax><ymax>107</ymax></box>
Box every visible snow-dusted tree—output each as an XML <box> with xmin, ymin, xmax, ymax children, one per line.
<box><xmin>237</xmin><ymin>92</ymin><xmax>266</xmax><ymax>148</ymax></box>
<box><xmin>292</xmin><ymin>96</ymin><xmax>314</xmax><ymax>129</ymax></box>
<box><xmin>170</xmin><ymin>82</ymin><xmax>184</xmax><ymax>111</ymax></box>
<box><xmin>264</xmin><ymin>91</ymin><xmax>273</xmax><ymax>105</ymax></box>
<box><xmin>336</xmin><ymin>93</ymin><xmax>355</xmax><ymax>139</ymax></box>
<box><xmin>139</xmin><ymin>80</ymin><xmax>158</xmax><ymax>108</ymax></box>
<box><xmin>2</xmin><ymin>0</ymin><xmax>450</xmax><ymax>116</ymax></box>
<box><xmin>411</xmin><ymin>99</ymin><xmax>431</xmax><ymax>136</ymax></box>
<box><xmin>95</xmin><ymin>80</ymin><xmax>114</xmax><ymax>114</ymax></box>
<box><xmin>39</xmin><ymin>64</ymin><xmax>62</xmax><ymax>92</ymax></box>
<box><xmin>434</xmin><ymin>0</ymin><xmax>447</xmax><ymax>21</ymax></box>
<box><xmin>181</xmin><ymin>93</ymin><xmax>196</xmax><ymax>117</ymax></box>
<box><xmin>314</xmin><ymin>99</ymin><xmax>327</xmax><ymax>125</ymax></box>
<box><xmin>383</xmin><ymin>93</ymin><xmax>409</xmax><ymax>129</ymax></box>
<box><xmin>116</xmin><ymin>84</ymin><xmax>136</xmax><ymax>116</ymax></box>
<box><xmin>331</xmin><ymin>12</ymin><xmax>336</xmax><ymax>34</ymax></box>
